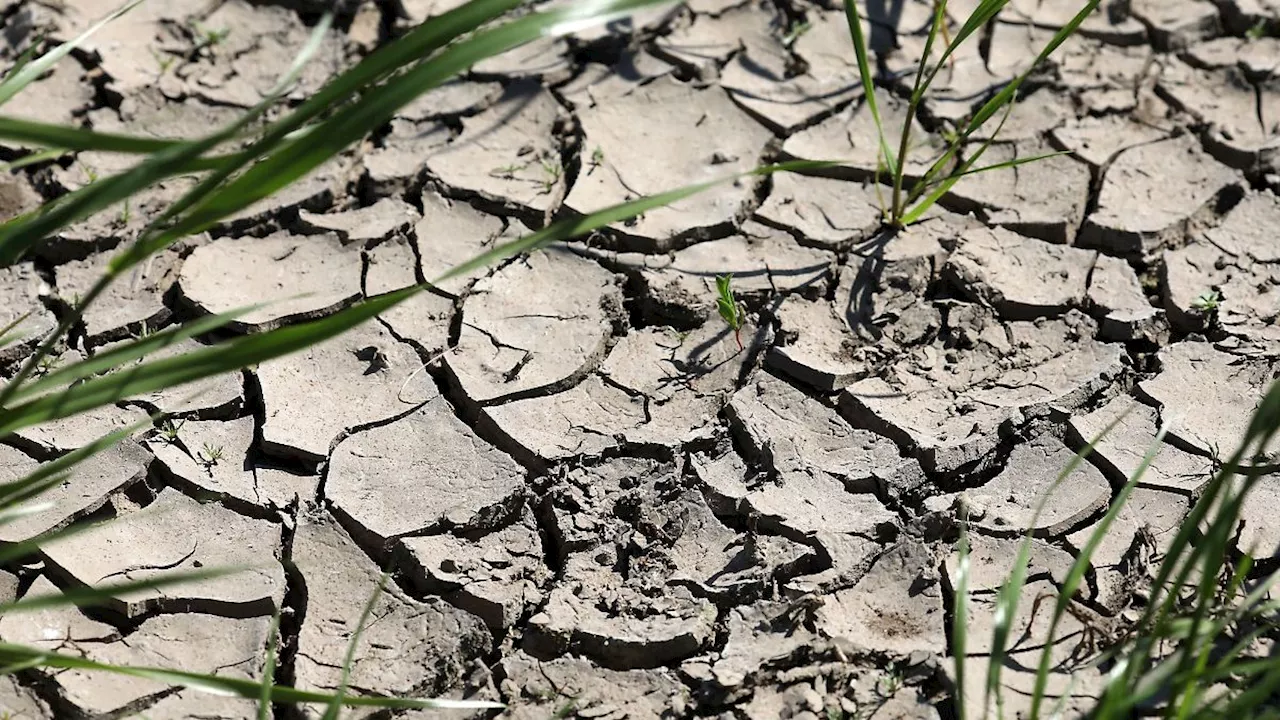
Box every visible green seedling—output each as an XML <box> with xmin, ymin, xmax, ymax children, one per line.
<box><xmin>197</xmin><ymin>442</ymin><xmax>224</xmax><ymax>471</ymax></box>
<box><xmin>589</xmin><ymin>145</ymin><xmax>604</xmax><ymax>171</ymax></box>
<box><xmin>191</xmin><ymin>22</ymin><xmax>231</xmax><ymax>49</ymax></box>
<box><xmin>1247</xmin><ymin>19</ymin><xmax>1269</xmax><ymax>39</ymax></box>
<box><xmin>782</xmin><ymin>19</ymin><xmax>812</xmax><ymax>48</ymax></box>
<box><xmin>1192</xmin><ymin>289</ymin><xmax>1221</xmax><ymax>312</ymax></box>
<box><xmin>157</xmin><ymin>418</ymin><xmax>185</xmax><ymax>444</ymax></box>
<box><xmin>715</xmin><ymin>274</ymin><xmax>745</xmax><ymax>352</ymax></box>
<box><xmin>840</xmin><ymin>0</ymin><xmax>1096</xmax><ymax>226</ymax></box>
<box><xmin>540</xmin><ymin>158</ymin><xmax>563</xmax><ymax>193</ymax></box>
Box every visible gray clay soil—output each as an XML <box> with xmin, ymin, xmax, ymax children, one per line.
<box><xmin>1</xmin><ymin>0</ymin><xmax>1279</xmax><ymax>717</ymax></box>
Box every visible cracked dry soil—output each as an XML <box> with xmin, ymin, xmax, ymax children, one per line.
<box><xmin>2</xmin><ymin>0</ymin><xmax>1280</xmax><ymax>717</ymax></box>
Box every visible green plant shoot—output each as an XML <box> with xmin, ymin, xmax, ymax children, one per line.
<box><xmin>715</xmin><ymin>274</ymin><xmax>744</xmax><ymax>352</ymax></box>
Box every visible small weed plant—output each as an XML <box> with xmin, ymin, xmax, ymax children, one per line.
<box><xmin>715</xmin><ymin>274</ymin><xmax>745</xmax><ymax>351</ymax></box>
<box><xmin>840</xmin><ymin>0</ymin><xmax>1099</xmax><ymax>226</ymax></box>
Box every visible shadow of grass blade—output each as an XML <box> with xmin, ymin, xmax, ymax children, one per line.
<box><xmin>0</xmin><ymin>643</ymin><xmax>503</xmax><ymax>710</ymax></box>
<box><xmin>983</xmin><ymin>406</ymin><xmax>1131</xmax><ymax>717</ymax></box>
<box><xmin>1027</xmin><ymin>411</ymin><xmax>1169</xmax><ymax>718</ymax></box>
<box><xmin>321</xmin><ymin>573</ymin><xmax>389</xmax><ymax>720</ymax></box>
<box><xmin>0</xmin><ymin>0</ymin><xmax>143</xmax><ymax>107</ymax></box>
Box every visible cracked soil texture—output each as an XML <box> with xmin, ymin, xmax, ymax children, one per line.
<box><xmin>1</xmin><ymin>0</ymin><xmax>1279</xmax><ymax>718</ymax></box>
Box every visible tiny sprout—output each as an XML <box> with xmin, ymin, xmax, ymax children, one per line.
<box><xmin>1247</xmin><ymin>19</ymin><xmax>1269</xmax><ymax>39</ymax></box>
<box><xmin>540</xmin><ymin>158</ymin><xmax>563</xmax><ymax>193</ymax></box>
<box><xmin>715</xmin><ymin>274</ymin><xmax>745</xmax><ymax>352</ymax></box>
<box><xmin>158</xmin><ymin>418</ymin><xmax>185</xmax><ymax>444</ymax></box>
<box><xmin>782</xmin><ymin>20</ymin><xmax>812</xmax><ymax>48</ymax></box>
<box><xmin>1192</xmin><ymin>289</ymin><xmax>1221</xmax><ymax>312</ymax></box>
<box><xmin>198</xmin><ymin>442</ymin><xmax>224</xmax><ymax>470</ymax></box>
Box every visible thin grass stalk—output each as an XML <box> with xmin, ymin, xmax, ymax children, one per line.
<box><xmin>258</xmin><ymin>611</ymin><xmax>282</xmax><ymax>720</ymax></box>
<box><xmin>321</xmin><ymin>572</ymin><xmax>389</xmax><ymax>719</ymax></box>
<box><xmin>889</xmin><ymin>0</ymin><xmax>947</xmax><ymax>224</ymax></box>
<box><xmin>841</xmin><ymin>0</ymin><xmax>897</xmax><ymax>178</ymax></box>
<box><xmin>952</xmin><ymin>505</ymin><xmax>971</xmax><ymax>720</ymax></box>
<box><xmin>983</xmin><ymin>409</ymin><xmax>1131</xmax><ymax>717</ymax></box>
<box><xmin>1027</xmin><ymin>415</ymin><xmax>1170</xmax><ymax>717</ymax></box>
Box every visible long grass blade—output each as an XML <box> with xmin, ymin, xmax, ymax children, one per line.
<box><xmin>321</xmin><ymin>572</ymin><xmax>389</xmax><ymax>719</ymax></box>
<box><xmin>952</xmin><ymin>507</ymin><xmax>971</xmax><ymax>720</ymax></box>
<box><xmin>0</xmin><ymin>643</ymin><xmax>503</xmax><ymax>709</ymax></box>
<box><xmin>258</xmin><ymin>610</ymin><xmax>281</xmax><ymax>720</ymax></box>
<box><xmin>1027</xmin><ymin>413</ymin><xmax>1169</xmax><ymax>717</ymax></box>
<box><xmin>841</xmin><ymin>0</ymin><xmax>897</xmax><ymax>177</ymax></box>
<box><xmin>0</xmin><ymin>0</ymin><xmax>144</xmax><ymax>108</ymax></box>
<box><xmin>984</xmin><ymin>407</ymin><xmax>1131</xmax><ymax>716</ymax></box>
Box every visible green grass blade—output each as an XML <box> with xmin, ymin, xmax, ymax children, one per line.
<box><xmin>0</xmin><ymin>0</ymin><xmax>144</xmax><ymax>108</ymax></box>
<box><xmin>6</xmin><ymin>305</ymin><xmax>261</xmax><ymax>405</ymax></box>
<box><xmin>0</xmin><ymin>310</ymin><xmax>32</xmax><ymax>349</ymax></box>
<box><xmin>984</xmin><ymin>407</ymin><xmax>1130</xmax><ymax>716</ymax></box>
<box><xmin>0</xmin><ymin>568</ymin><xmax>238</xmax><ymax>615</ymax></box>
<box><xmin>0</xmin><ymin>117</ymin><xmax>208</xmax><ymax>155</ymax></box>
<box><xmin>0</xmin><ymin>643</ymin><xmax>504</xmax><ymax>709</ymax></box>
<box><xmin>0</xmin><ymin>287</ymin><xmax>416</xmax><ymax>438</ymax></box>
<box><xmin>160</xmin><ymin>0</ymin><xmax>677</xmax><ymax>245</ymax></box>
<box><xmin>258</xmin><ymin>610</ymin><xmax>281</xmax><ymax>720</ymax></box>
<box><xmin>321</xmin><ymin>572</ymin><xmax>389</xmax><ymax>720</ymax></box>
<box><xmin>841</xmin><ymin>0</ymin><xmax>897</xmax><ymax>177</ymax></box>
<box><xmin>952</xmin><ymin>508</ymin><xmax>971</xmax><ymax>720</ymax></box>
<box><xmin>1027</xmin><ymin>410</ymin><xmax>1168</xmax><ymax>717</ymax></box>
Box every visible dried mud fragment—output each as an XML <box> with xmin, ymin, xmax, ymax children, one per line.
<box><xmin>1138</xmin><ymin>341</ymin><xmax>1278</xmax><ymax>462</ymax></box>
<box><xmin>499</xmin><ymin>652</ymin><xmax>690</xmax><ymax>720</ymax></box>
<box><xmin>0</xmin><ymin>441</ymin><xmax>149</xmax><ymax>545</ymax></box>
<box><xmin>632</xmin><ymin>222</ymin><xmax>835</xmax><ymax>322</ymax></box>
<box><xmin>1053</xmin><ymin>37</ymin><xmax>1156</xmax><ymax>113</ymax></box>
<box><xmin>701</xmin><ymin>599</ymin><xmax>820</xmax><ymax>694</ymax></box>
<box><xmin>472</xmin><ymin>35</ymin><xmax>571</xmax><ymax>82</ymax></box>
<box><xmin>161</xmin><ymin>0</ymin><xmax>345</xmax><ymax>108</ymax></box>
<box><xmin>1234</xmin><ymin>474</ymin><xmax>1280</xmax><ymax>557</ymax></box>
<box><xmin>1203</xmin><ymin>190</ymin><xmax>1280</xmax><ymax>263</ymax></box>
<box><xmin>297</xmin><ymin>197</ymin><xmax>420</xmax><ymax>245</ymax></box>
<box><xmin>2</xmin><ymin>575</ymin><xmax>269</xmax><ymax>718</ymax></box>
<box><xmin>893</xmin><ymin>10</ymin><xmax>1012</xmax><ymax>121</ymax></box>
<box><xmin>1079</xmin><ymin>134</ymin><xmax>1239</xmax><ymax>257</ymax></box>
<box><xmin>842</xmin><ymin>310</ymin><xmax>1124</xmax><ymax>473</ymax></box>
<box><xmin>94</xmin><ymin>336</ymin><xmax>244</xmax><ymax>417</ymax></box>
<box><xmin>1132</xmin><ymin>0</ymin><xmax>1221</xmax><ymax>50</ymax></box>
<box><xmin>447</xmin><ymin>247</ymin><xmax>621</xmax><ymax>405</ymax></box>
<box><xmin>0</xmin><ymin>52</ymin><xmax>93</xmax><ymax>132</ymax></box>
<box><xmin>362</xmin><ymin>233</ymin><xmax>453</xmax><ymax>354</ymax></box>
<box><xmin>1087</xmin><ymin>254</ymin><xmax>1166</xmax><ymax>342</ymax></box>
<box><xmin>565</xmin><ymin>76</ymin><xmax>772</xmax><ymax>250</ymax></box>
<box><xmin>1002</xmin><ymin>0</ymin><xmax>1148</xmax><ymax>42</ymax></box>
<box><xmin>0</xmin><ymin>263</ymin><xmax>55</xmax><ymax>363</ymax></box>
<box><xmin>655</xmin><ymin>2</ymin><xmax>773</xmax><ymax>77</ymax></box>
<box><xmin>151</xmin><ymin>416</ymin><xmax>263</xmax><ymax>508</ymax></box>
<box><xmin>755</xmin><ymin>173</ymin><xmax>883</xmax><ymax>250</ymax></box>
<box><xmin>953</xmin><ymin>580</ymin><xmax>1105</xmax><ymax>720</ymax></box>
<box><xmin>9</xmin><ymin>400</ymin><xmax>150</xmax><ymax>455</ymax></box>
<box><xmin>412</xmin><ymin>191</ymin><xmax>508</xmax><ymax>297</ymax></box>
<box><xmin>1068</xmin><ymin>395</ymin><xmax>1214</xmax><ymax>497</ymax></box>
<box><xmin>257</xmin><ymin>320</ymin><xmax>433</xmax><ymax>462</ymax></box>
<box><xmin>769</xmin><ymin>221</ymin><xmax>952</xmax><ymax>392</ymax></box>
<box><xmin>292</xmin><ymin>513</ymin><xmax>490</xmax><ymax>707</ymax></box>
<box><xmin>0</xmin><ymin>676</ymin><xmax>48</xmax><ymax>719</ymax></box>
<box><xmin>425</xmin><ymin>82</ymin><xmax>567</xmax><ymax>215</ymax></box>
<box><xmin>720</xmin><ymin>9</ymin><xmax>863</xmax><ymax>133</ymax></box>
<box><xmin>481</xmin><ymin>320</ymin><xmax>766</xmax><ymax>463</ymax></box>
<box><xmin>178</xmin><ymin>231</ymin><xmax>363</xmax><ymax>332</ymax></box>
<box><xmin>327</xmin><ymin>396</ymin><xmax>526</xmax><ymax>549</ymax></box>
<box><xmin>969</xmin><ymin>434</ymin><xmax>1112</xmax><ymax>538</ymax></box>
<box><xmin>41</xmin><ymin>487</ymin><xmax>285</xmax><ymax>618</ymax></box>
<box><xmin>362</xmin><ymin>118</ymin><xmax>452</xmax><ymax>190</ymax></box>
<box><xmin>394</xmin><ymin>508</ymin><xmax>550</xmax><ymax>632</ymax></box>
<box><xmin>728</xmin><ymin>374</ymin><xmax>915</xmax><ymax>497</ymax></box>
<box><xmin>560</xmin><ymin>50</ymin><xmax>674</xmax><ymax>108</ymax></box>
<box><xmin>944</xmin><ymin>139</ymin><xmax>1092</xmax><ymax>243</ymax></box>
<box><xmin>816</xmin><ymin>540</ymin><xmax>945</xmax><ymax>656</ymax></box>
<box><xmin>55</xmin><ymin>249</ymin><xmax>180</xmax><ymax>343</ymax></box>
<box><xmin>535</xmin><ymin>458</ymin><xmax>809</xmax><ymax>667</ymax></box>
<box><xmin>1068</xmin><ymin>486</ymin><xmax>1189</xmax><ymax>610</ymax></box>
<box><xmin>944</xmin><ymin>225</ymin><xmax>1095</xmax><ymax>319</ymax></box>
<box><xmin>944</xmin><ymin>532</ymin><xmax>1074</xmax><ymax>594</ymax></box>
<box><xmin>784</xmin><ymin>94</ymin><xmax>943</xmax><ymax>178</ymax></box>
<box><xmin>1185</xmin><ymin>35</ymin><xmax>1280</xmax><ymax>79</ymax></box>
<box><xmin>1051</xmin><ymin>114</ymin><xmax>1172</xmax><ymax>170</ymax></box>
<box><xmin>1159</xmin><ymin>59</ymin><xmax>1280</xmax><ymax>172</ymax></box>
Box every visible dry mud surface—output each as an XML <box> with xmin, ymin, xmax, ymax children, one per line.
<box><xmin>1</xmin><ymin>0</ymin><xmax>1280</xmax><ymax>717</ymax></box>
